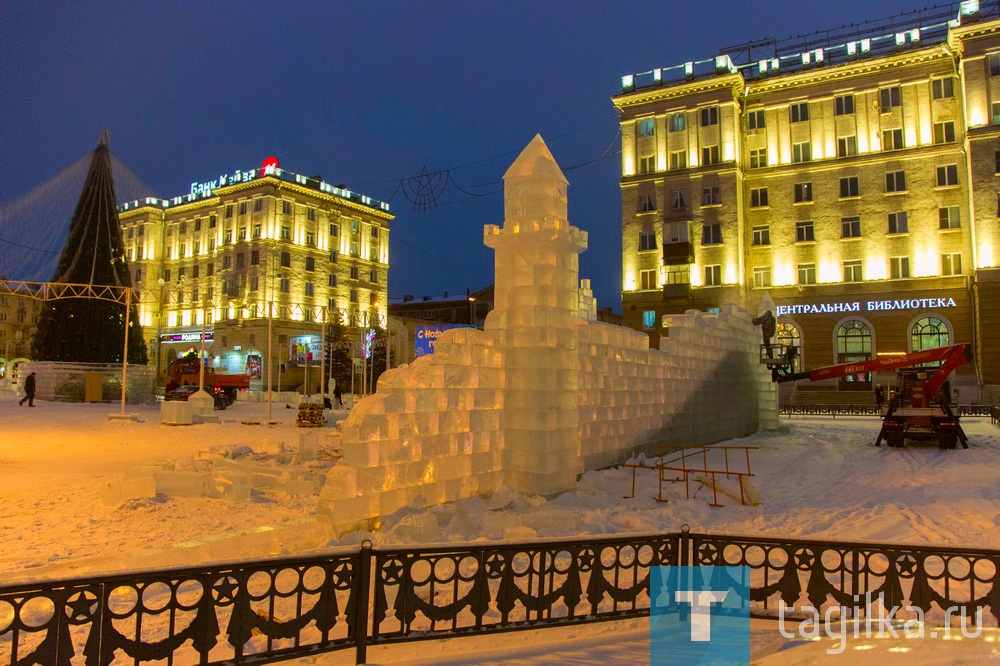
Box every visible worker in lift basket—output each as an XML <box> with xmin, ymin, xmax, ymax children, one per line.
<box><xmin>752</xmin><ymin>310</ymin><xmax>776</xmax><ymax>358</ymax></box>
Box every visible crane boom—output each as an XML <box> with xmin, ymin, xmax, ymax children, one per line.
<box><xmin>776</xmin><ymin>344</ymin><xmax>969</xmax><ymax>391</ymax></box>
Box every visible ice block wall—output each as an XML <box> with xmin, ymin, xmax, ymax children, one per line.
<box><xmin>317</xmin><ymin>135</ymin><xmax>776</xmax><ymax>535</ymax></box>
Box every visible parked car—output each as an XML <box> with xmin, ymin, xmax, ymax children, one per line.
<box><xmin>164</xmin><ymin>385</ymin><xmax>229</xmax><ymax>410</ymax></box>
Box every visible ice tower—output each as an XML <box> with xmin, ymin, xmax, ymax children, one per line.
<box><xmin>484</xmin><ymin>135</ymin><xmax>587</xmax><ymax>496</ymax></box>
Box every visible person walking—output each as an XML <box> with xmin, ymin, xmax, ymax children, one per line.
<box><xmin>874</xmin><ymin>384</ymin><xmax>885</xmax><ymax>411</ymax></box>
<box><xmin>333</xmin><ymin>383</ymin><xmax>344</xmax><ymax>407</ymax></box>
<box><xmin>19</xmin><ymin>372</ymin><xmax>36</xmax><ymax>407</ymax></box>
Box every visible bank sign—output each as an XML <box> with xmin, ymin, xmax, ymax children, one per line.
<box><xmin>414</xmin><ymin>324</ymin><xmax>474</xmax><ymax>357</ymax></box>
<box><xmin>190</xmin><ymin>156</ymin><xmax>280</xmax><ymax>197</ymax></box>
<box><xmin>776</xmin><ymin>297</ymin><xmax>957</xmax><ymax>317</ymax></box>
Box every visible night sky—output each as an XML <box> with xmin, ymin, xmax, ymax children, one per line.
<box><xmin>2</xmin><ymin>1</ymin><xmax>910</xmax><ymax>311</ymax></box>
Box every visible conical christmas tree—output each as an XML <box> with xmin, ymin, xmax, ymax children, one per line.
<box><xmin>31</xmin><ymin>131</ymin><xmax>148</xmax><ymax>364</ymax></box>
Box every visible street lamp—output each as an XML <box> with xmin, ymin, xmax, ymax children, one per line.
<box><xmin>156</xmin><ymin>277</ymin><xmax>166</xmax><ymax>383</ymax></box>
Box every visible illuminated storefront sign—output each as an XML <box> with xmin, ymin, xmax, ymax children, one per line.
<box><xmin>414</xmin><ymin>324</ymin><xmax>475</xmax><ymax>357</ymax></box>
<box><xmin>289</xmin><ymin>335</ymin><xmax>322</xmax><ymax>365</ymax></box>
<box><xmin>776</xmin><ymin>297</ymin><xmax>957</xmax><ymax>317</ymax></box>
<box><xmin>160</xmin><ymin>332</ymin><xmax>214</xmax><ymax>343</ymax></box>
<box><xmin>190</xmin><ymin>157</ymin><xmax>281</xmax><ymax>197</ymax></box>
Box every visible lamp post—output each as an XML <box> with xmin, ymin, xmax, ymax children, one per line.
<box><xmin>156</xmin><ymin>277</ymin><xmax>166</xmax><ymax>383</ymax></box>
<box><xmin>198</xmin><ymin>296</ymin><xmax>208</xmax><ymax>392</ymax></box>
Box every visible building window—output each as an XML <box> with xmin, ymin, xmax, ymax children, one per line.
<box><xmin>843</xmin><ymin>259</ymin><xmax>863</xmax><ymax>282</ymax></box>
<box><xmin>209</xmin><ymin>215</ymin><xmax>216</xmax><ymax>228</ymax></box>
<box><xmin>669</xmin><ymin>150</ymin><xmax>687</xmax><ymax>170</ymax></box>
<box><xmin>882</xmin><ymin>128</ymin><xmax>904</xmax><ymax>151</ymax></box>
<box><xmin>638</xmin><ymin>155</ymin><xmax>655</xmax><ymax>174</ymax></box>
<box><xmin>701</xmin><ymin>187</ymin><xmax>721</xmax><ymax>206</ymax></box>
<box><xmin>938</xmin><ymin>206</ymin><xmax>961</xmax><ymax>229</ymax></box>
<box><xmin>885</xmin><ymin>170</ymin><xmax>907</xmax><ymax>193</ymax></box>
<box><xmin>236</xmin><ymin>252</ymin><xmax>245</xmax><ymax>269</ymax></box>
<box><xmin>239</xmin><ymin>202</ymin><xmax>247</xmax><ymax>216</ymax></box>
<box><xmin>842</xmin><ymin>217</ymin><xmax>861</xmax><ymax>238</ymax></box>
<box><xmin>932</xmin><ymin>77</ymin><xmax>955</xmax><ymax>99</ymax></box>
<box><xmin>664</xmin><ymin>220</ymin><xmax>688</xmax><ymax>243</ymax></box>
<box><xmin>640</xmin><ymin>269</ymin><xmax>657</xmax><ymax>290</ymax></box>
<box><xmin>281</xmin><ymin>225</ymin><xmax>291</xmax><ymax>241</ymax></box>
<box><xmin>306</xmin><ymin>231</ymin><xmax>315</xmax><ymax>247</ymax></box>
<box><xmin>669</xmin><ymin>190</ymin><xmax>687</xmax><ymax>209</ymax></box>
<box><xmin>253</xmin><ymin>223</ymin><xmax>261</xmax><ymax>238</ymax></box>
<box><xmin>251</xmin><ymin>250</ymin><xmax>259</xmax><ymax>265</ymax></box>
<box><xmin>253</xmin><ymin>198</ymin><xmax>262</xmax><ymax>212</ymax></box>
<box><xmin>238</xmin><ymin>227</ymin><xmax>247</xmax><ymax>240</ymax></box>
<box><xmin>326</xmin><ymin>273</ymin><xmax>340</xmax><ymax>289</ymax></box>
<box><xmin>794</xmin><ymin>182</ymin><xmax>813</xmax><ymax>203</ymax></box>
<box><xmin>306</xmin><ymin>208</ymin><xmax>316</xmax><ymax>222</ymax></box>
<box><xmin>206</xmin><ymin>264</ymin><xmax>213</xmax><ymax>277</ymax></box>
<box><xmin>350</xmin><ymin>288</ymin><xmax>358</xmax><ymax>303</ymax></box>
<box><xmin>280</xmin><ymin>251</ymin><xmax>291</xmax><ymax>267</ymax></box>
<box><xmin>936</xmin><ymin>164</ymin><xmax>959</xmax><ymax>186</ymax></box>
<box><xmin>796</xmin><ymin>221</ymin><xmax>815</xmax><ymax>242</ymax></box>
<box><xmin>776</xmin><ymin>323</ymin><xmax>802</xmax><ymax>371</ymax></box>
<box><xmin>704</xmin><ymin>265</ymin><xmax>721</xmax><ymax>286</ymax></box>
<box><xmin>224</xmin><ymin>229</ymin><xmax>232</xmax><ymax>244</ymax></box>
<box><xmin>280</xmin><ymin>278</ymin><xmax>290</xmax><ymax>293</ymax></box>
<box><xmin>752</xmin><ymin>225</ymin><xmax>770</xmax><ymax>246</ymax></box>
<box><xmin>304</xmin><ymin>282</ymin><xmax>314</xmax><ymax>297</ymax></box>
<box><xmin>837</xmin><ymin>320</ymin><xmax>872</xmax><ymax>372</ymax></box>
<box><xmin>912</xmin><ymin>316</ymin><xmax>950</xmax><ymax>351</ymax></box>
<box><xmin>749</xmin><ymin>148</ymin><xmax>767</xmax><ymax>168</ymax></box>
<box><xmin>792</xmin><ymin>141</ymin><xmax>811</xmax><ymax>163</ymax></box>
<box><xmin>747</xmin><ymin>109</ymin><xmax>765</xmax><ymax>130</ymax></box>
<box><xmin>249</xmin><ymin>276</ymin><xmax>259</xmax><ymax>292</ymax></box>
<box><xmin>179</xmin><ymin>221</ymin><xmax>187</xmax><ymax>234</ymax></box>
<box><xmin>700</xmin><ymin>106</ymin><xmax>718</xmax><ymax>126</ymax></box>
<box><xmin>701</xmin><ymin>145</ymin><xmax>720</xmax><ymax>165</ymax></box>
<box><xmin>789</xmin><ymin>102</ymin><xmax>809</xmax><ymax>123</ymax></box>
<box><xmin>638</xmin><ymin>194</ymin><xmax>656</xmax><ymax>213</ymax></box>
<box><xmin>753</xmin><ymin>266</ymin><xmax>771</xmax><ymax>288</ymax></box>
<box><xmin>942</xmin><ymin>253</ymin><xmax>962</xmax><ymax>275</ymax></box>
<box><xmin>890</xmin><ymin>256</ymin><xmax>910</xmax><ymax>279</ymax></box>
<box><xmin>638</xmin><ymin>118</ymin><xmax>655</xmax><ymax>137</ymax></box>
<box><xmin>992</xmin><ymin>102</ymin><xmax>1000</xmax><ymax>125</ymax></box>
<box><xmin>350</xmin><ymin>266</ymin><xmax>359</xmax><ymax>280</ymax></box>
<box><xmin>990</xmin><ymin>53</ymin><xmax>1000</xmax><ymax>76</ymax></box>
<box><xmin>669</xmin><ymin>112</ymin><xmax>685</xmax><ymax>132</ymax></box>
<box><xmin>834</xmin><ymin>95</ymin><xmax>855</xmax><ymax>115</ymax></box>
<box><xmin>225</xmin><ymin>204</ymin><xmax>233</xmax><ymax>218</ymax></box>
<box><xmin>305</xmin><ymin>257</ymin><xmax>315</xmax><ymax>272</ymax></box>
<box><xmin>639</xmin><ymin>230</ymin><xmax>657</xmax><ymax>251</ymax></box>
<box><xmin>797</xmin><ymin>263</ymin><xmax>816</xmax><ymax>285</ymax></box>
<box><xmin>933</xmin><ymin>121</ymin><xmax>956</xmax><ymax>144</ymax></box>
<box><xmin>208</xmin><ymin>238</ymin><xmax>216</xmax><ymax>252</ymax></box>
<box><xmin>701</xmin><ymin>223</ymin><xmax>721</xmax><ymax>245</ymax></box>
<box><xmin>222</xmin><ymin>255</ymin><xmax>231</xmax><ymax>270</ymax></box>
<box><xmin>350</xmin><ymin>240</ymin><xmax>360</xmax><ymax>256</ymax></box>
<box><xmin>750</xmin><ymin>187</ymin><xmax>768</xmax><ymax>207</ymax></box>
<box><xmin>329</xmin><ymin>250</ymin><xmax>339</xmax><ymax>263</ymax></box>
<box><xmin>134</xmin><ymin>268</ymin><xmax>141</xmax><ymax>282</ymax></box>
<box><xmin>193</xmin><ymin>218</ymin><xmax>201</xmax><ymax>231</ymax></box>
<box><xmin>642</xmin><ymin>310</ymin><xmax>657</xmax><ymax>329</ymax></box>
<box><xmin>837</xmin><ymin>135</ymin><xmax>857</xmax><ymax>157</ymax></box>
<box><xmin>839</xmin><ymin>176</ymin><xmax>860</xmax><ymax>198</ymax></box>
<box><xmin>330</xmin><ymin>223</ymin><xmax>340</xmax><ymax>237</ymax></box>
<box><xmin>888</xmin><ymin>211</ymin><xmax>908</xmax><ymax>234</ymax></box>
<box><xmin>879</xmin><ymin>86</ymin><xmax>901</xmax><ymax>112</ymax></box>
<box><xmin>369</xmin><ymin>269</ymin><xmax>378</xmax><ymax>283</ymax></box>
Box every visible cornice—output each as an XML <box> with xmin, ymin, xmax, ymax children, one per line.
<box><xmin>613</xmin><ymin>75</ymin><xmax>744</xmax><ymax>111</ymax></box>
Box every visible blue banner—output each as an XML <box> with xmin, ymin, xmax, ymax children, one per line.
<box><xmin>414</xmin><ymin>324</ymin><xmax>474</xmax><ymax>357</ymax></box>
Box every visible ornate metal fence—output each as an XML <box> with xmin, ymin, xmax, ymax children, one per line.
<box><xmin>2</xmin><ymin>532</ymin><xmax>997</xmax><ymax>665</ymax></box>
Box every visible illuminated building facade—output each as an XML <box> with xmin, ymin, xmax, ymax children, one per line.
<box><xmin>0</xmin><ymin>290</ymin><xmax>40</xmax><ymax>382</ymax></box>
<box><xmin>118</xmin><ymin>159</ymin><xmax>393</xmax><ymax>389</ymax></box>
<box><xmin>615</xmin><ymin>1</ymin><xmax>1000</xmax><ymax>401</ymax></box>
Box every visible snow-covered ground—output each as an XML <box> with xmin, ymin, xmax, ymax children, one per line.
<box><xmin>2</xmin><ymin>393</ymin><xmax>998</xmax><ymax>662</ymax></box>
<box><xmin>2</xmin><ymin>393</ymin><xmax>999</xmax><ymax>581</ymax></box>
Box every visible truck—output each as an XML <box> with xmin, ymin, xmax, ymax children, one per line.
<box><xmin>166</xmin><ymin>354</ymin><xmax>249</xmax><ymax>403</ymax></box>
<box><xmin>762</xmin><ymin>343</ymin><xmax>972</xmax><ymax>449</ymax></box>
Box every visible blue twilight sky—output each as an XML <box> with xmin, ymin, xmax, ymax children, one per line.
<box><xmin>1</xmin><ymin>0</ymin><xmax>916</xmax><ymax>311</ymax></box>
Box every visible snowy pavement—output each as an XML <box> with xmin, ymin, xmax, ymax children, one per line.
<box><xmin>2</xmin><ymin>393</ymin><xmax>999</xmax><ymax>584</ymax></box>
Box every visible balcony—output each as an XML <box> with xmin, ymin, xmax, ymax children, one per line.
<box><xmin>663</xmin><ymin>241</ymin><xmax>694</xmax><ymax>265</ymax></box>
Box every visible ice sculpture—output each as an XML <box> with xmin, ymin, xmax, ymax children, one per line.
<box><xmin>318</xmin><ymin>135</ymin><xmax>776</xmax><ymax>534</ymax></box>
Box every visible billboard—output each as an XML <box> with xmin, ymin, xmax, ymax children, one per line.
<box><xmin>414</xmin><ymin>324</ymin><xmax>474</xmax><ymax>357</ymax></box>
<box><xmin>288</xmin><ymin>335</ymin><xmax>323</xmax><ymax>365</ymax></box>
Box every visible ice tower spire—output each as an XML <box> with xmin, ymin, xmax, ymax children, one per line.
<box><xmin>484</xmin><ymin>135</ymin><xmax>588</xmax><ymax>496</ymax></box>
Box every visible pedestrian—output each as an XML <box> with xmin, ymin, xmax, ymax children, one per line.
<box><xmin>874</xmin><ymin>384</ymin><xmax>885</xmax><ymax>410</ymax></box>
<box><xmin>19</xmin><ymin>372</ymin><xmax>36</xmax><ymax>407</ymax></box>
<box><xmin>333</xmin><ymin>383</ymin><xmax>344</xmax><ymax>407</ymax></box>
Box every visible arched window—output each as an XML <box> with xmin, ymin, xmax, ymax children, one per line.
<box><xmin>911</xmin><ymin>316</ymin><xmax>950</xmax><ymax>352</ymax></box>
<box><xmin>775</xmin><ymin>322</ymin><xmax>802</xmax><ymax>372</ymax></box>
<box><xmin>837</xmin><ymin>319</ymin><xmax>873</xmax><ymax>390</ymax></box>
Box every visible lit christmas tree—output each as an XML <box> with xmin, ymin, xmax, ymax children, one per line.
<box><xmin>31</xmin><ymin>131</ymin><xmax>148</xmax><ymax>364</ymax></box>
